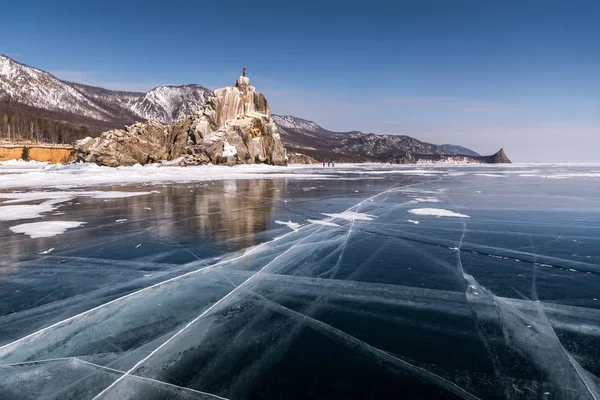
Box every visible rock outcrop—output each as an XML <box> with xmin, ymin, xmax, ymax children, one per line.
<box><xmin>394</xmin><ymin>148</ymin><xmax>512</xmax><ymax>164</ymax></box>
<box><xmin>76</xmin><ymin>76</ymin><xmax>287</xmax><ymax>166</ymax></box>
<box><xmin>287</xmin><ymin>152</ymin><xmax>319</xmax><ymax>164</ymax></box>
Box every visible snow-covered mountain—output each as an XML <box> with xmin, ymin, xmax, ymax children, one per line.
<box><xmin>272</xmin><ymin>115</ymin><xmax>322</xmax><ymax>132</ymax></box>
<box><xmin>0</xmin><ymin>55</ymin><xmax>118</xmax><ymax>121</ymax></box>
<box><xmin>0</xmin><ymin>54</ymin><xmax>211</xmax><ymax>126</ymax></box>
<box><xmin>130</xmin><ymin>85</ymin><xmax>211</xmax><ymax>124</ymax></box>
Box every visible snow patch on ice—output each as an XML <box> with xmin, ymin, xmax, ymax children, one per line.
<box><xmin>475</xmin><ymin>173</ymin><xmax>508</xmax><ymax>177</ymax></box>
<box><xmin>323</xmin><ymin>211</ymin><xmax>375</xmax><ymax>221</ymax></box>
<box><xmin>307</xmin><ymin>219</ymin><xmax>340</xmax><ymax>227</ymax></box>
<box><xmin>0</xmin><ymin>203</ymin><xmax>57</xmax><ymax>221</ymax></box>
<box><xmin>275</xmin><ymin>220</ymin><xmax>302</xmax><ymax>231</ymax></box>
<box><xmin>39</xmin><ymin>248</ymin><xmax>55</xmax><ymax>255</ymax></box>
<box><xmin>0</xmin><ymin>190</ymin><xmax>154</xmax><ymax>203</ymax></box>
<box><xmin>10</xmin><ymin>221</ymin><xmax>86</xmax><ymax>238</ymax></box>
<box><xmin>407</xmin><ymin>219</ymin><xmax>420</xmax><ymax>224</ymax></box>
<box><xmin>413</xmin><ymin>197</ymin><xmax>441</xmax><ymax>203</ymax></box>
<box><xmin>407</xmin><ymin>208</ymin><xmax>470</xmax><ymax>218</ymax></box>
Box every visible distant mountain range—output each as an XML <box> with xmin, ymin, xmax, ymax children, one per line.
<box><xmin>1</xmin><ymin>54</ymin><xmax>496</xmax><ymax>163</ymax></box>
<box><xmin>0</xmin><ymin>54</ymin><xmax>211</xmax><ymax>127</ymax></box>
<box><xmin>272</xmin><ymin>114</ymin><xmax>482</xmax><ymax>162</ymax></box>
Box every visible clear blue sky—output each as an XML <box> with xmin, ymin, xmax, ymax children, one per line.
<box><xmin>2</xmin><ymin>0</ymin><xmax>599</xmax><ymax>161</ymax></box>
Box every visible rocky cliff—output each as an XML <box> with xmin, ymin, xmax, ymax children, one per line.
<box><xmin>76</xmin><ymin>76</ymin><xmax>287</xmax><ymax>167</ymax></box>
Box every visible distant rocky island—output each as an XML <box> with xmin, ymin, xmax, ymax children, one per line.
<box><xmin>0</xmin><ymin>54</ymin><xmax>511</xmax><ymax>165</ymax></box>
<box><xmin>77</xmin><ymin>76</ymin><xmax>286</xmax><ymax>166</ymax></box>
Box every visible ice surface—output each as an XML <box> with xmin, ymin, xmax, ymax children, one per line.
<box><xmin>9</xmin><ymin>221</ymin><xmax>86</xmax><ymax>238</ymax></box>
<box><xmin>408</xmin><ymin>208</ymin><xmax>470</xmax><ymax>218</ymax></box>
<box><xmin>2</xmin><ymin>163</ymin><xmax>600</xmax><ymax>399</ymax></box>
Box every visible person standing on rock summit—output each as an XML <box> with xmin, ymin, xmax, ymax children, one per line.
<box><xmin>242</xmin><ymin>68</ymin><xmax>246</xmax><ymax>77</ymax></box>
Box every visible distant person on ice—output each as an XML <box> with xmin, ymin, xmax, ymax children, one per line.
<box><xmin>322</xmin><ymin>160</ymin><xmax>326</xmax><ymax>167</ymax></box>
<box><xmin>328</xmin><ymin>161</ymin><xmax>331</xmax><ymax>167</ymax></box>
<box><xmin>242</xmin><ymin>68</ymin><xmax>246</xmax><ymax>77</ymax></box>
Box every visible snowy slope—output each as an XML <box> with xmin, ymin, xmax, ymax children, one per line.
<box><xmin>0</xmin><ymin>54</ymin><xmax>211</xmax><ymax>126</ymax></box>
<box><xmin>0</xmin><ymin>55</ymin><xmax>116</xmax><ymax>121</ymax></box>
<box><xmin>130</xmin><ymin>85</ymin><xmax>212</xmax><ymax>124</ymax></box>
<box><xmin>272</xmin><ymin>115</ymin><xmax>322</xmax><ymax>132</ymax></box>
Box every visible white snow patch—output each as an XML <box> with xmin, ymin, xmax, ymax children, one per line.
<box><xmin>408</xmin><ymin>208</ymin><xmax>470</xmax><ymax>218</ymax></box>
<box><xmin>0</xmin><ymin>190</ymin><xmax>154</xmax><ymax>222</ymax></box>
<box><xmin>39</xmin><ymin>248</ymin><xmax>55</xmax><ymax>255</ymax></box>
<box><xmin>413</xmin><ymin>197</ymin><xmax>441</xmax><ymax>203</ymax></box>
<box><xmin>275</xmin><ymin>220</ymin><xmax>302</xmax><ymax>231</ymax></box>
<box><xmin>323</xmin><ymin>211</ymin><xmax>375</xmax><ymax>221</ymax></box>
<box><xmin>115</xmin><ymin>219</ymin><xmax>128</xmax><ymax>223</ymax></box>
<box><xmin>222</xmin><ymin>142</ymin><xmax>238</xmax><ymax>157</ymax></box>
<box><xmin>159</xmin><ymin>157</ymin><xmax>185</xmax><ymax>166</ymax></box>
<box><xmin>10</xmin><ymin>221</ymin><xmax>86</xmax><ymax>238</ymax></box>
<box><xmin>407</xmin><ymin>219</ymin><xmax>420</xmax><ymax>224</ymax></box>
<box><xmin>0</xmin><ymin>203</ymin><xmax>57</xmax><ymax>221</ymax></box>
<box><xmin>0</xmin><ymin>190</ymin><xmax>154</xmax><ymax>203</ymax></box>
<box><xmin>307</xmin><ymin>219</ymin><xmax>340</xmax><ymax>227</ymax></box>
<box><xmin>475</xmin><ymin>173</ymin><xmax>508</xmax><ymax>177</ymax></box>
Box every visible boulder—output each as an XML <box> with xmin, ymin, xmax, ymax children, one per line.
<box><xmin>76</xmin><ymin>75</ymin><xmax>287</xmax><ymax>167</ymax></box>
<box><xmin>287</xmin><ymin>152</ymin><xmax>319</xmax><ymax>164</ymax></box>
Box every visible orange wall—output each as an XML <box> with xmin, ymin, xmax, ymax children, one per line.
<box><xmin>0</xmin><ymin>147</ymin><xmax>75</xmax><ymax>163</ymax></box>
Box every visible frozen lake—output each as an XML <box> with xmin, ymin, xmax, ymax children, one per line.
<box><xmin>1</xmin><ymin>162</ymin><xmax>600</xmax><ymax>399</ymax></box>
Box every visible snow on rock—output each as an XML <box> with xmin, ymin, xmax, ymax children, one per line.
<box><xmin>275</xmin><ymin>220</ymin><xmax>302</xmax><ymax>231</ymax></box>
<box><xmin>222</xmin><ymin>141</ymin><xmax>238</xmax><ymax>157</ymax></box>
<box><xmin>9</xmin><ymin>221</ymin><xmax>86</xmax><ymax>238</ymax></box>
<box><xmin>322</xmin><ymin>211</ymin><xmax>376</xmax><ymax>221</ymax></box>
<box><xmin>408</xmin><ymin>208</ymin><xmax>470</xmax><ymax>218</ymax></box>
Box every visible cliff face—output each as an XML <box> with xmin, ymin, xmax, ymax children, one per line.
<box><xmin>76</xmin><ymin>76</ymin><xmax>287</xmax><ymax>167</ymax></box>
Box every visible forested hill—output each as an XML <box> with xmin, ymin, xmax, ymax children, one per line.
<box><xmin>0</xmin><ymin>106</ymin><xmax>91</xmax><ymax>144</ymax></box>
